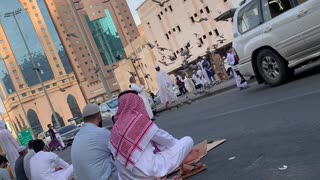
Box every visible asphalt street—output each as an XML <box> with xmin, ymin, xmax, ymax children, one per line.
<box><xmin>58</xmin><ymin>62</ymin><xmax>320</xmax><ymax>180</ymax></box>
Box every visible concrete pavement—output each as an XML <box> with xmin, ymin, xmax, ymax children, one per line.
<box><xmin>57</xmin><ymin>62</ymin><xmax>320</xmax><ymax>180</ymax></box>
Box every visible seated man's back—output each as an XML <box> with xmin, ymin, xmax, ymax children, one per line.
<box><xmin>71</xmin><ymin>123</ymin><xmax>117</xmax><ymax>180</ymax></box>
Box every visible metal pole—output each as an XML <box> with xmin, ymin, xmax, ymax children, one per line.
<box><xmin>69</xmin><ymin>0</ymin><xmax>113</xmax><ymax>99</ymax></box>
<box><xmin>10</xmin><ymin>11</ymin><xmax>61</xmax><ymax>128</ymax></box>
<box><xmin>0</xmin><ymin>56</ymin><xmax>35</xmax><ymax>138</ymax></box>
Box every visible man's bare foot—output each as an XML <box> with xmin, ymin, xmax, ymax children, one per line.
<box><xmin>183</xmin><ymin>149</ymin><xmax>200</xmax><ymax>164</ymax></box>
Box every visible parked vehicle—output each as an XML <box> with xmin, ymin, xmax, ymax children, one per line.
<box><xmin>58</xmin><ymin>125</ymin><xmax>80</xmax><ymax>146</ymax></box>
<box><xmin>99</xmin><ymin>98</ymin><xmax>119</xmax><ymax>128</ymax></box>
<box><xmin>233</xmin><ymin>0</ymin><xmax>320</xmax><ymax>86</ymax></box>
<box><xmin>224</xmin><ymin>59</ymin><xmax>234</xmax><ymax>78</ymax></box>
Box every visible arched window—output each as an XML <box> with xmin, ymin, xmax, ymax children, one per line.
<box><xmin>27</xmin><ymin>109</ymin><xmax>43</xmax><ymax>136</ymax></box>
<box><xmin>19</xmin><ymin>114</ymin><xmax>27</xmax><ymax>128</ymax></box>
<box><xmin>67</xmin><ymin>95</ymin><xmax>82</xmax><ymax>117</ymax></box>
<box><xmin>15</xmin><ymin>117</ymin><xmax>21</xmax><ymax>132</ymax></box>
<box><xmin>51</xmin><ymin>112</ymin><xmax>65</xmax><ymax>128</ymax></box>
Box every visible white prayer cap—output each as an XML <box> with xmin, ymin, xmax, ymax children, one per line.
<box><xmin>82</xmin><ymin>104</ymin><xmax>100</xmax><ymax>117</ymax></box>
<box><xmin>17</xmin><ymin>146</ymin><xmax>27</xmax><ymax>153</ymax></box>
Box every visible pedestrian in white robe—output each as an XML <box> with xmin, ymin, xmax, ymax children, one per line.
<box><xmin>54</xmin><ymin>129</ymin><xmax>65</xmax><ymax>149</ymax></box>
<box><xmin>0</xmin><ymin>120</ymin><xmax>19</xmax><ymax>178</ymax></box>
<box><xmin>155</xmin><ymin>65</ymin><xmax>177</xmax><ymax>105</ymax></box>
<box><xmin>183</xmin><ymin>75</ymin><xmax>195</xmax><ymax>93</ymax></box>
<box><xmin>197</xmin><ymin>59</ymin><xmax>210</xmax><ymax>84</ymax></box>
<box><xmin>30</xmin><ymin>139</ymin><xmax>74</xmax><ymax>180</ymax></box>
<box><xmin>226</xmin><ymin>46</ymin><xmax>248</xmax><ymax>89</ymax></box>
<box><xmin>110</xmin><ymin>91</ymin><xmax>201</xmax><ymax>179</ymax></box>
<box><xmin>129</xmin><ymin>76</ymin><xmax>154</xmax><ymax>119</ymax></box>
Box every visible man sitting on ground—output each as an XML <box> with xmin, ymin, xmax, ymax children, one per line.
<box><xmin>15</xmin><ymin>146</ymin><xmax>28</xmax><ymax>180</ymax></box>
<box><xmin>30</xmin><ymin>140</ymin><xmax>73</xmax><ymax>180</ymax></box>
<box><xmin>71</xmin><ymin>104</ymin><xmax>117</xmax><ymax>180</ymax></box>
<box><xmin>110</xmin><ymin>90</ymin><xmax>205</xmax><ymax>179</ymax></box>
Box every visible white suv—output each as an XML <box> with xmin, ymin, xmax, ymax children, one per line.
<box><xmin>233</xmin><ymin>0</ymin><xmax>320</xmax><ymax>86</ymax></box>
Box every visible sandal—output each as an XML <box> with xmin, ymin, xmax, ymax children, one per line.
<box><xmin>179</xmin><ymin>162</ymin><xmax>207</xmax><ymax>179</ymax></box>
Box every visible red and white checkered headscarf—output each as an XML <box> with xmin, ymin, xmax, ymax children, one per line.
<box><xmin>110</xmin><ymin>91</ymin><xmax>158</xmax><ymax>170</ymax></box>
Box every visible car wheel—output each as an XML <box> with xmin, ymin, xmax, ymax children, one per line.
<box><xmin>256</xmin><ymin>49</ymin><xmax>293</xmax><ymax>86</ymax></box>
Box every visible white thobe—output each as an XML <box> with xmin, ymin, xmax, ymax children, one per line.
<box><xmin>24</xmin><ymin>149</ymin><xmax>35</xmax><ymax>180</ymax></box>
<box><xmin>156</xmin><ymin>70</ymin><xmax>177</xmax><ymax>104</ymax></box>
<box><xmin>192</xmin><ymin>74</ymin><xmax>202</xmax><ymax>86</ymax></box>
<box><xmin>30</xmin><ymin>151</ymin><xmax>74</xmax><ymax>180</ymax></box>
<box><xmin>197</xmin><ymin>70</ymin><xmax>207</xmax><ymax>85</ymax></box>
<box><xmin>0</xmin><ymin>123</ymin><xmax>19</xmax><ymax>178</ymax></box>
<box><xmin>197</xmin><ymin>61</ymin><xmax>210</xmax><ymax>84</ymax></box>
<box><xmin>227</xmin><ymin>53</ymin><xmax>248</xmax><ymax>88</ymax></box>
<box><xmin>183</xmin><ymin>78</ymin><xmax>195</xmax><ymax>92</ymax></box>
<box><xmin>130</xmin><ymin>83</ymin><xmax>154</xmax><ymax>119</ymax></box>
<box><xmin>115</xmin><ymin>129</ymin><xmax>194</xmax><ymax>180</ymax></box>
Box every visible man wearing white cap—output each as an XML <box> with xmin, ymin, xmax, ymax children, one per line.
<box><xmin>0</xmin><ymin>120</ymin><xmax>19</xmax><ymax>178</ymax></box>
<box><xmin>155</xmin><ymin>65</ymin><xmax>177</xmax><ymax>106</ymax></box>
<box><xmin>71</xmin><ymin>104</ymin><xmax>117</xmax><ymax>180</ymax></box>
<box><xmin>15</xmin><ymin>146</ymin><xmax>28</xmax><ymax>180</ymax></box>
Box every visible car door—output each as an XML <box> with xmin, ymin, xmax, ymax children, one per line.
<box><xmin>260</xmin><ymin>0</ymin><xmax>302</xmax><ymax>61</ymax></box>
<box><xmin>294</xmin><ymin>0</ymin><xmax>320</xmax><ymax>59</ymax></box>
<box><xmin>233</xmin><ymin>0</ymin><xmax>264</xmax><ymax>63</ymax></box>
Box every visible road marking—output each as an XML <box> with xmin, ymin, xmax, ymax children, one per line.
<box><xmin>278</xmin><ymin>165</ymin><xmax>288</xmax><ymax>170</ymax></box>
<box><xmin>228</xmin><ymin>156</ymin><xmax>236</xmax><ymax>160</ymax></box>
<box><xmin>208</xmin><ymin>89</ymin><xmax>320</xmax><ymax>119</ymax></box>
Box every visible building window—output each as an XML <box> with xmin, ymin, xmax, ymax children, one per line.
<box><xmin>56</xmin><ymin>64</ymin><xmax>60</xmax><ymax>68</ymax></box>
<box><xmin>92</xmin><ymin>12</ymin><xmax>96</xmax><ymax>16</ymax></box>
<box><xmin>12</xmin><ymin>70</ymin><xmax>17</xmax><ymax>75</ymax></box>
<box><xmin>168</xmin><ymin>31</ymin><xmax>171</xmax><ymax>35</ymax></box>
<box><xmin>22</xmin><ymin>93</ymin><xmax>27</xmax><ymax>97</ymax></box>
<box><xmin>85</xmin><ymin>61</ymin><xmax>88</xmax><ymax>64</ymax></box>
<box><xmin>164</xmin><ymin>8</ymin><xmax>167</xmax><ymax>12</ymax></box>
<box><xmin>205</xmin><ymin>6</ymin><xmax>210</xmax><ymax>13</ymax></box>
<box><xmin>31</xmin><ymin>90</ymin><xmax>36</xmax><ymax>94</ymax></box>
<box><xmin>35</xmin><ymin>13</ymin><xmax>39</xmax><ymax>17</ymax></box>
<box><xmin>165</xmin><ymin>34</ymin><xmax>169</xmax><ymax>40</ymax></box>
<box><xmin>59</xmin><ymin>71</ymin><xmax>63</xmax><ymax>75</ymax></box>
<box><xmin>200</xmin><ymin>9</ymin><xmax>204</xmax><ymax>13</ymax></box>
<box><xmin>214</xmin><ymin>29</ymin><xmax>220</xmax><ymax>36</ymax></box>
<box><xmin>177</xmin><ymin>25</ymin><xmax>181</xmax><ymax>32</ymax></box>
<box><xmin>45</xmin><ymin>85</ymin><xmax>50</xmax><ymax>89</ymax></box>
<box><xmin>16</xmin><ymin>78</ymin><xmax>20</xmax><ymax>84</ymax></box>
<box><xmin>194</xmin><ymin>13</ymin><xmax>198</xmax><ymax>17</ymax></box>
<box><xmin>190</xmin><ymin>16</ymin><xmax>195</xmax><ymax>23</ymax></box>
<box><xmin>173</xmin><ymin>28</ymin><xmax>176</xmax><ymax>32</ymax></box>
<box><xmin>53</xmin><ymin>57</ymin><xmax>57</xmax><ymax>61</ymax></box>
<box><xmin>209</xmin><ymin>31</ymin><xmax>213</xmax><ymax>36</ymax></box>
<box><xmin>75</xmin><ymin>40</ymin><xmax>80</xmax><ymax>44</ymax></box>
<box><xmin>62</xmin><ymin>79</ymin><xmax>67</xmax><ymax>83</ymax></box>
<box><xmin>203</xmin><ymin>35</ymin><xmax>207</xmax><ymax>39</ymax></box>
<box><xmin>82</xmin><ymin>54</ymin><xmax>85</xmax><ymax>57</ymax></box>
<box><xmin>38</xmin><ymin>87</ymin><xmax>43</xmax><ymax>91</ymax></box>
<box><xmin>53</xmin><ymin>83</ymin><xmax>57</xmax><ymax>86</ymax></box>
<box><xmin>199</xmin><ymin>38</ymin><xmax>204</xmax><ymax>44</ymax></box>
<box><xmin>19</xmin><ymin>84</ymin><xmax>24</xmax><ymax>89</ymax></box>
<box><xmin>169</xmin><ymin>5</ymin><xmax>173</xmax><ymax>12</ymax></box>
<box><xmin>158</xmin><ymin>15</ymin><xmax>161</xmax><ymax>20</ymax></box>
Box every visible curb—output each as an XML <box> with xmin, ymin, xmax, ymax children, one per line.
<box><xmin>156</xmin><ymin>79</ymin><xmax>256</xmax><ymax>113</ymax></box>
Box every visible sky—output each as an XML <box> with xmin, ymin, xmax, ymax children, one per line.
<box><xmin>127</xmin><ymin>0</ymin><xmax>145</xmax><ymax>25</ymax></box>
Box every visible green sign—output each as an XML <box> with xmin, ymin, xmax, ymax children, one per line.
<box><xmin>17</xmin><ymin>129</ymin><xmax>33</xmax><ymax>146</ymax></box>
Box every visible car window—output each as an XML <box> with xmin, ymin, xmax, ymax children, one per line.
<box><xmin>100</xmin><ymin>104</ymin><xmax>109</xmax><ymax>112</ymax></box>
<box><xmin>59</xmin><ymin>125</ymin><xmax>77</xmax><ymax>134</ymax></box>
<box><xmin>106</xmin><ymin>99</ymin><xmax>118</xmax><ymax>109</ymax></box>
<box><xmin>262</xmin><ymin>0</ymin><xmax>308</xmax><ymax>21</ymax></box>
<box><xmin>237</xmin><ymin>1</ymin><xmax>260</xmax><ymax>34</ymax></box>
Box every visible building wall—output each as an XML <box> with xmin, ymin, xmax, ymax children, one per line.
<box><xmin>0</xmin><ymin>0</ymin><xmax>86</xmax><ymax>135</ymax></box>
<box><xmin>137</xmin><ymin>0</ymin><xmax>234</xmax><ymax>73</ymax></box>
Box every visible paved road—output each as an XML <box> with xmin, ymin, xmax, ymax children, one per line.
<box><xmin>58</xmin><ymin>62</ymin><xmax>320</xmax><ymax>180</ymax></box>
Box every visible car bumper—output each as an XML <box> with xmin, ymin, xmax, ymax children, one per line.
<box><xmin>236</xmin><ymin>61</ymin><xmax>255</xmax><ymax>77</ymax></box>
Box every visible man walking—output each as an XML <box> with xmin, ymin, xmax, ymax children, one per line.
<box><xmin>155</xmin><ymin>65</ymin><xmax>177</xmax><ymax>106</ymax></box>
<box><xmin>71</xmin><ymin>104</ymin><xmax>117</xmax><ymax>180</ymax></box>
<box><xmin>47</xmin><ymin>124</ymin><xmax>65</xmax><ymax>150</ymax></box>
<box><xmin>226</xmin><ymin>46</ymin><xmax>248</xmax><ymax>90</ymax></box>
<box><xmin>15</xmin><ymin>146</ymin><xmax>28</xmax><ymax>180</ymax></box>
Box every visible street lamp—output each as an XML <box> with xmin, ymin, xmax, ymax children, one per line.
<box><xmin>68</xmin><ymin>0</ymin><xmax>113</xmax><ymax>99</ymax></box>
<box><xmin>0</xmin><ymin>55</ymin><xmax>35</xmax><ymax>138</ymax></box>
<box><xmin>4</xmin><ymin>9</ymin><xmax>61</xmax><ymax>128</ymax></box>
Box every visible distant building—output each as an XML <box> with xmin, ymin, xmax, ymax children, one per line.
<box><xmin>137</xmin><ymin>0</ymin><xmax>234</xmax><ymax>73</ymax></box>
<box><xmin>48</xmin><ymin>0</ymin><xmax>140</xmax><ymax>103</ymax></box>
<box><xmin>0</xmin><ymin>0</ymin><xmax>86</xmax><ymax>136</ymax></box>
